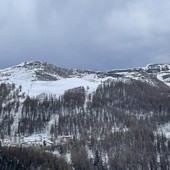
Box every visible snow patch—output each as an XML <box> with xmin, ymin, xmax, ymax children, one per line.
<box><xmin>158</xmin><ymin>123</ymin><xmax>170</xmax><ymax>139</ymax></box>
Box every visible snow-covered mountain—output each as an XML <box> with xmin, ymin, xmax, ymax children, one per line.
<box><xmin>0</xmin><ymin>61</ymin><xmax>105</xmax><ymax>97</ymax></box>
<box><xmin>0</xmin><ymin>61</ymin><xmax>170</xmax><ymax>139</ymax></box>
<box><xmin>0</xmin><ymin>61</ymin><xmax>170</xmax><ymax>98</ymax></box>
<box><xmin>1</xmin><ymin>61</ymin><xmax>170</xmax><ymax>168</ymax></box>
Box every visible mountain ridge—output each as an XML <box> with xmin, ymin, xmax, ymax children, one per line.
<box><xmin>1</xmin><ymin>60</ymin><xmax>170</xmax><ymax>78</ymax></box>
<box><xmin>1</xmin><ymin>61</ymin><xmax>170</xmax><ymax>97</ymax></box>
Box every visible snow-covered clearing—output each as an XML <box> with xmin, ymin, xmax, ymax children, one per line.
<box><xmin>158</xmin><ymin>123</ymin><xmax>170</xmax><ymax>139</ymax></box>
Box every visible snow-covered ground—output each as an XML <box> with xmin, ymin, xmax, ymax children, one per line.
<box><xmin>158</xmin><ymin>123</ymin><xmax>170</xmax><ymax>139</ymax></box>
<box><xmin>157</xmin><ymin>72</ymin><xmax>170</xmax><ymax>86</ymax></box>
<box><xmin>23</xmin><ymin>76</ymin><xmax>110</xmax><ymax>97</ymax></box>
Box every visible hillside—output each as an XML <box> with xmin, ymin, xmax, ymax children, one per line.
<box><xmin>1</xmin><ymin>61</ymin><xmax>170</xmax><ymax>96</ymax></box>
<box><xmin>1</xmin><ymin>61</ymin><xmax>170</xmax><ymax>169</ymax></box>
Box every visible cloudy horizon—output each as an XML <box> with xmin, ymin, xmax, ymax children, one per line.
<box><xmin>0</xmin><ymin>0</ymin><xmax>170</xmax><ymax>71</ymax></box>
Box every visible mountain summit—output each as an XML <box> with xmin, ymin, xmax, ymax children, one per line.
<box><xmin>0</xmin><ymin>61</ymin><xmax>78</xmax><ymax>82</ymax></box>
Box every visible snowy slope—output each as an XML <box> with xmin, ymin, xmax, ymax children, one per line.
<box><xmin>0</xmin><ymin>61</ymin><xmax>114</xmax><ymax>97</ymax></box>
<box><xmin>21</xmin><ymin>76</ymin><xmax>110</xmax><ymax>97</ymax></box>
<box><xmin>1</xmin><ymin>61</ymin><xmax>170</xmax><ymax>99</ymax></box>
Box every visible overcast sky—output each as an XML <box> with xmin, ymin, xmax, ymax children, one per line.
<box><xmin>0</xmin><ymin>0</ymin><xmax>170</xmax><ymax>71</ymax></box>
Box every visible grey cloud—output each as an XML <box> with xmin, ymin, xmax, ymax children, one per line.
<box><xmin>0</xmin><ymin>0</ymin><xmax>170</xmax><ymax>70</ymax></box>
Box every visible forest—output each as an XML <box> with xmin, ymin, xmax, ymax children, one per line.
<box><xmin>0</xmin><ymin>79</ymin><xmax>170</xmax><ymax>169</ymax></box>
